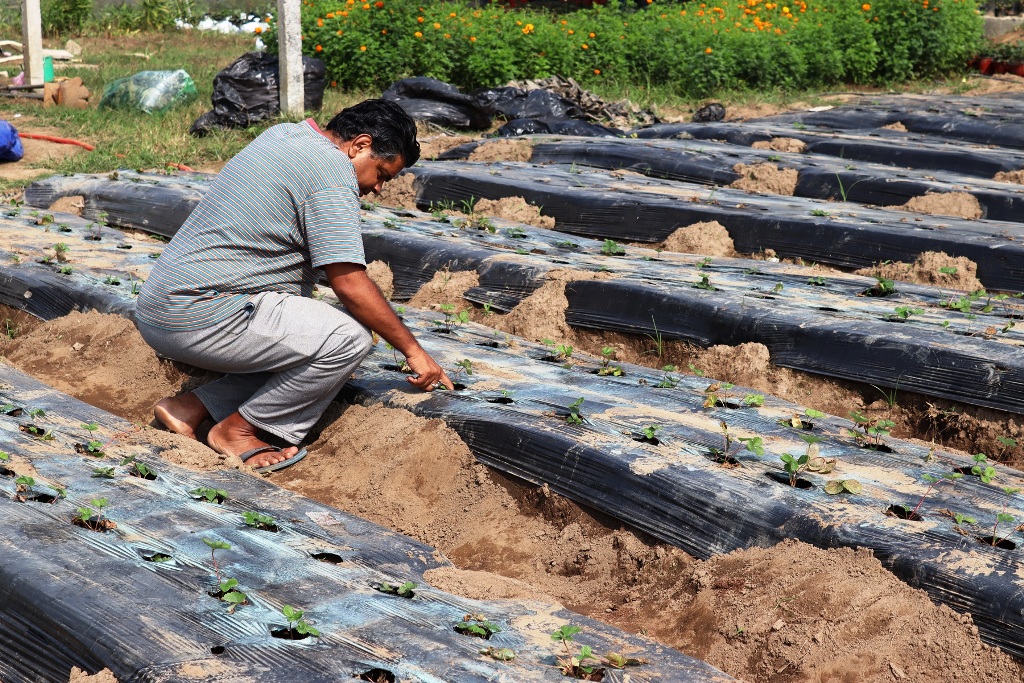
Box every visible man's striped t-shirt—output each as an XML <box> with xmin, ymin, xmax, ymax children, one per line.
<box><xmin>136</xmin><ymin>119</ymin><xmax>364</xmax><ymax>331</ymax></box>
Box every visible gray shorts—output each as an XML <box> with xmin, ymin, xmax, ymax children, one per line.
<box><xmin>135</xmin><ymin>291</ymin><xmax>373</xmax><ymax>444</ymax></box>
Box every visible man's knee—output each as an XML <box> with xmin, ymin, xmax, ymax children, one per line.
<box><xmin>323</xmin><ymin>324</ymin><xmax>373</xmax><ymax>365</ymax></box>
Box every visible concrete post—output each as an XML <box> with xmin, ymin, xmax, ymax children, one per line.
<box><xmin>276</xmin><ymin>0</ymin><xmax>304</xmax><ymax>118</ymax></box>
<box><xmin>21</xmin><ymin>0</ymin><xmax>44</xmax><ymax>87</ymax></box>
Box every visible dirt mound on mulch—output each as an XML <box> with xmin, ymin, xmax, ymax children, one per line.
<box><xmin>376</xmin><ymin>172</ymin><xmax>419</xmax><ymax>210</ymax></box>
<box><xmin>994</xmin><ymin>169</ymin><xmax>1024</xmax><ymax>185</ymax></box>
<box><xmin>889</xmin><ymin>192</ymin><xmax>983</xmax><ymax>220</ymax></box>
<box><xmin>661</xmin><ymin>221</ymin><xmax>736</xmax><ymax>256</ymax></box>
<box><xmin>407</xmin><ymin>269</ymin><xmax>480</xmax><ymax>310</ymax></box>
<box><xmin>365</xmin><ymin>260</ymin><xmax>395</xmax><ymax>299</ymax></box>
<box><xmin>418</xmin><ymin>134</ymin><xmax>476</xmax><ymax>160</ymax></box>
<box><xmin>468</xmin><ymin>139</ymin><xmax>534</xmax><ymax>162</ymax></box>
<box><xmin>751</xmin><ymin>137</ymin><xmax>806</xmax><ymax>154</ymax></box>
<box><xmin>474</xmin><ymin>196</ymin><xmax>555</xmax><ymax>229</ymax></box>
<box><xmin>730</xmin><ymin>162</ymin><xmax>798</xmax><ymax>196</ymax></box>
<box><xmin>69</xmin><ymin>667</ymin><xmax>118</xmax><ymax>683</ymax></box>
<box><xmin>854</xmin><ymin>251</ymin><xmax>984</xmax><ymax>292</ymax></box>
<box><xmin>882</xmin><ymin>121</ymin><xmax>908</xmax><ymax>132</ymax></box>
<box><xmin>494</xmin><ymin>268</ymin><xmax>613</xmax><ymax>344</ymax></box>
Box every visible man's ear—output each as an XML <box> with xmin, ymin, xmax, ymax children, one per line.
<box><xmin>347</xmin><ymin>133</ymin><xmax>374</xmax><ymax>158</ymax></box>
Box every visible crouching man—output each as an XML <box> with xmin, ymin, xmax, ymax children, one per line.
<box><xmin>135</xmin><ymin>99</ymin><xmax>452</xmax><ymax>472</ymax></box>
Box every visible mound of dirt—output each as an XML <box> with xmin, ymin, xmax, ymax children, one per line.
<box><xmin>661</xmin><ymin>220</ymin><xmax>736</xmax><ymax>256</ymax></box>
<box><xmin>1</xmin><ymin>311</ymin><xmax>185</xmax><ymax>425</ymax></box>
<box><xmin>48</xmin><ymin>195</ymin><xmax>85</xmax><ymax>216</ymax></box>
<box><xmin>882</xmin><ymin>121</ymin><xmax>908</xmax><ymax>132</ymax></box>
<box><xmin>376</xmin><ymin>172</ymin><xmax>419</xmax><ymax>210</ymax></box>
<box><xmin>468</xmin><ymin>139</ymin><xmax>534</xmax><ymax>162</ymax></box>
<box><xmin>855</xmin><ymin>251</ymin><xmax>984</xmax><ymax>291</ymax></box>
<box><xmin>751</xmin><ymin>137</ymin><xmax>806</xmax><ymax>154</ymax></box>
<box><xmin>474</xmin><ymin>196</ymin><xmax>555</xmax><ymax>228</ymax></box>
<box><xmin>69</xmin><ymin>668</ymin><xmax>118</xmax><ymax>683</ymax></box>
<box><xmin>494</xmin><ymin>268</ymin><xmax>612</xmax><ymax>344</ymax></box>
<box><xmin>730</xmin><ymin>162</ymin><xmax>798</xmax><ymax>196</ymax></box>
<box><xmin>889</xmin><ymin>192</ymin><xmax>983</xmax><ymax>220</ymax></box>
<box><xmin>365</xmin><ymin>260</ymin><xmax>395</xmax><ymax>299</ymax></box>
<box><xmin>994</xmin><ymin>169</ymin><xmax>1024</xmax><ymax>185</ymax></box>
<box><xmin>418</xmin><ymin>134</ymin><xmax>476</xmax><ymax>160</ymax></box>
<box><xmin>407</xmin><ymin>269</ymin><xmax>480</xmax><ymax>310</ymax></box>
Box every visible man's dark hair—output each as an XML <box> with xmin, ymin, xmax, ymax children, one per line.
<box><xmin>326</xmin><ymin>99</ymin><xmax>420</xmax><ymax>167</ymax></box>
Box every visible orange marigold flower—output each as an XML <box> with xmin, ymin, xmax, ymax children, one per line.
<box><xmin>315</xmin><ymin>44</ymin><xmax>322</xmax><ymax>51</ymax></box>
<box><xmin>255</xmin><ymin>26</ymin><xmax>263</xmax><ymax>33</ymax></box>
<box><xmin>264</xmin><ymin>16</ymin><xmax>271</xmax><ymax>22</ymax></box>
<box><xmin>417</xmin><ymin>15</ymin><xmax>424</xmax><ymax>22</ymax></box>
<box><xmin>588</xmin><ymin>31</ymin><xmax>595</xmax><ymax>37</ymax></box>
<box><xmin>375</xmin><ymin>0</ymin><xmax>384</xmax><ymax>6</ymax></box>
<box><xmin>362</xmin><ymin>3</ymin><xmax>369</xmax><ymax>8</ymax></box>
<box><xmin>360</xmin><ymin>45</ymin><xmax>367</xmax><ymax>50</ymax></box>
<box><xmin>444</xmin><ymin>32</ymin><xmax>450</xmax><ymax>38</ymax></box>
<box><xmin>326</xmin><ymin>12</ymin><xmax>334</xmax><ymax>18</ymax></box>
<box><xmin>316</xmin><ymin>17</ymin><xmax>323</xmax><ymax>25</ymax></box>
<box><xmin>340</xmin><ymin>10</ymin><xmax>347</xmax><ymax>15</ymax></box>
<box><xmin>568</xmin><ymin>28</ymin><xmax>574</xmax><ymax>34</ymax></box>
<box><xmin>560</xmin><ymin>19</ymin><xmax>567</xmax><ymax>24</ymax></box>
<box><xmin>705</xmin><ymin>46</ymin><xmax>713</xmax><ymax>53</ymax></box>
<box><xmin>861</xmin><ymin>2</ymin><xmax>870</xmax><ymax>9</ymax></box>
<box><xmin>331</xmin><ymin>81</ymin><xmax>337</xmax><ymax>87</ymax></box>
<box><xmin>433</xmin><ymin>22</ymin><xmax>440</xmax><ymax>28</ymax></box>
<box><xmin>380</xmin><ymin>28</ymin><xmax>386</xmax><ymax>33</ymax></box>
<box><xmin>449</xmin><ymin>12</ymin><xmax>456</xmax><ymax>17</ymax></box>
<box><xmin>581</xmin><ymin>43</ymin><xmax>588</xmax><ymax>49</ymax></box>
<box><xmin>593</xmin><ymin>68</ymin><xmax>601</xmax><ymax>74</ymax></box>
<box><xmin>470</xmin><ymin>35</ymin><xmax>476</xmax><ymax>41</ymax></box>
<box><xmin>414</xmin><ymin>30</ymin><xmax>422</xmax><ymax>37</ymax></box>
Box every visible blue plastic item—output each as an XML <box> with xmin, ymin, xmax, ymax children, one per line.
<box><xmin>0</xmin><ymin>121</ymin><xmax>23</xmax><ymax>163</ymax></box>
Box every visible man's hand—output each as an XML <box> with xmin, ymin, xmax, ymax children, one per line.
<box><xmin>405</xmin><ymin>349</ymin><xmax>454</xmax><ymax>391</ymax></box>
<box><xmin>324</xmin><ymin>262</ymin><xmax>454</xmax><ymax>393</ymax></box>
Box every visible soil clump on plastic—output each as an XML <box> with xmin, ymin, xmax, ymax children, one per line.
<box><xmin>751</xmin><ymin>137</ymin><xmax>806</xmax><ymax>153</ymax></box>
<box><xmin>854</xmin><ymin>251</ymin><xmax>984</xmax><ymax>291</ymax></box>
<box><xmin>994</xmin><ymin>169</ymin><xmax>1024</xmax><ymax>185</ymax></box>
<box><xmin>365</xmin><ymin>260</ymin><xmax>395</xmax><ymax>299</ymax></box>
<box><xmin>4</xmin><ymin>309</ymin><xmax>1024</xmax><ymax>682</ymax></box>
<box><xmin>418</xmin><ymin>134</ymin><xmax>476</xmax><ymax>160</ymax></box>
<box><xmin>882</xmin><ymin>121</ymin><xmax>908</xmax><ymax>131</ymax></box>
<box><xmin>473</xmin><ymin>196</ymin><xmax>555</xmax><ymax>228</ymax></box>
<box><xmin>48</xmin><ymin>195</ymin><xmax>85</xmax><ymax>216</ymax></box>
<box><xmin>889</xmin><ymin>192</ymin><xmax>983</xmax><ymax>220</ymax></box>
<box><xmin>69</xmin><ymin>667</ymin><xmax>118</xmax><ymax>683</ymax></box>
<box><xmin>407</xmin><ymin>269</ymin><xmax>480</xmax><ymax>310</ymax></box>
<box><xmin>660</xmin><ymin>220</ymin><xmax>736</xmax><ymax>256</ymax></box>
<box><xmin>375</xmin><ymin>172</ymin><xmax>419</xmax><ymax>210</ymax></box>
<box><xmin>730</xmin><ymin>162</ymin><xmax>798</xmax><ymax>196</ymax></box>
<box><xmin>468</xmin><ymin>138</ymin><xmax>534</xmax><ymax>162</ymax></box>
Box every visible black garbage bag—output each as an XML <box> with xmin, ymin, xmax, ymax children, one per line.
<box><xmin>189</xmin><ymin>52</ymin><xmax>326</xmax><ymax>137</ymax></box>
<box><xmin>382</xmin><ymin>77</ymin><xmax>492</xmax><ymax>130</ymax></box>
<box><xmin>494</xmin><ymin>117</ymin><xmax>623</xmax><ymax>138</ymax></box>
<box><xmin>472</xmin><ymin>87</ymin><xmax>582</xmax><ymax>121</ymax></box>
<box><xmin>692</xmin><ymin>102</ymin><xmax>726</xmax><ymax>122</ymax></box>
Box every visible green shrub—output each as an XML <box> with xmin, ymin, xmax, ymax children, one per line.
<box><xmin>265</xmin><ymin>0</ymin><xmax>983</xmax><ymax>96</ymax></box>
<box><xmin>41</xmin><ymin>0</ymin><xmax>93</xmax><ymax>35</ymax></box>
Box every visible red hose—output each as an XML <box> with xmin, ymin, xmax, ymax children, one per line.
<box><xmin>167</xmin><ymin>162</ymin><xmax>196</xmax><ymax>172</ymax></box>
<box><xmin>18</xmin><ymin>133</ymin><xmax>95</xmax><ymax>151</ymax></box>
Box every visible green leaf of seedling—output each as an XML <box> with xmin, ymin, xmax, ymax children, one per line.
<box><xmin>579</xmin><ymin>645</ymin><xmax>594</xmax><ymax>661</ymax></box>
<box><xmin>738</xmin><ymin>437</ymin><xmax>765</xmax><ymax>457</ymax></box>
<box><xmin>203</xmin><ymin>538</ymin><xmax>231</xmax><ymax>551</ymax></box>
<box><xmin>743</xmin><ymin>394</ymin><xmax>765</xmax><ymax>406</ymax></box>
<box><xmin>551</xmin><ymin>625</ymin><xmax>583</xmax><ymax>643</ymax></box>
<box><xmin>221</xmin><ymin>590</ymin><xmax>247</xmax><ymax>605</ymax></box>
<box><xmin>799</xmin><ymin>434</ymin><xmax>823</xmax><ymax>445</ymax></box>
<box><xmin>997</xmin><ymin>512</ymin><xmax>1016</xmax><ymax>524</ymax></box>
<box><xmin>804</xmin><ymin>409</ymin><xmax>825</xmax><ymax>419</ymax></box>
<box><xmin>481</xmin><ymin>647</ymin><xmax>516</xmax><ymax>661</ymax></box>
<box><xmin>296</xmin><ymin>622</ymin><xmax>320</xmax><ymax>637</ymax></box>
<box><xmin>954</xmin><ymin>513</ymin><xmax>976</xmax><ymax>526</ymax></box>
<box><xmin>1003</xmin><ymin>487</ymin><xmax>1021</xmax><ymax>496</ymax></box>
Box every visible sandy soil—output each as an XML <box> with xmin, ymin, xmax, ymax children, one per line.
<box><xmin>376</xmin><ymin>172</ymin><xmax>419</xmax><ymax>209</ymax></box>
<box><xmin>660</xmin><ymin>221</ymin><xmax>736</xmax><ymax>257</ymax></box>
<box><xmin>854</xmin><ymin>251</ymin><xmax>984</xmax><ymax>292</ymax></box>
<box><xmin>888</xmin><ymin>192</ymin><xmax>984</xmax><ymax>220</ymax></box>
<box><xmin>468</xmin><ymin>138</ymin><xmax>534</xmax><ymax>162</ymax></box>
<box><xmin>0</xmin><ymin>123</ymin><xmax>85</xmax><ymax>184</ymax></box>
<box><xmin>751</xmin><ymin>138</ymin><xmax>806</xmax><ymax>154</ymax></box>
<box><xmin>418</xmin><ymin>134</ymin><xmax>476</xmax><ymax>160</ymax></box>
<box><xmin>4</xmin><ymin>308</ymin><xmax>1024</xmax><ymax>683</ymax></box>
<box><xmin>365</xmin><ymin>260</ymin><xmax>395</xmax><ymax>299</ymax></box>
<box><xmin>994</xmin><ymin>169</ymin><xmax>1024</xmax><ymax>185</ymax></box>
<box><xmin>68</xmin><ymin>667</ymin><xmax>117</xmax><ymax>683</ymax></box>
<box><xmin>730</xmin><ymin>162</ymin><xmax>798</xmax><ymax>196</ymax></box>
<box><xmin>474</xmin><ymin>196</ymin><xmax>555</xmax><ymax>229</ymax></box>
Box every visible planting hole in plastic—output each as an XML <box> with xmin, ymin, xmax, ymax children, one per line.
<box><xmin>475</xmin><ymin>341</ymin><xmax>503</xmax><ymax>348</ymax></box>
<box><xmin>976</xmin><ymin>536</ymin><xmax>1017</xmax><ymax>550</ymax></box>
<box><xmin>356</xmin><ymin>669</ymin><xmax>396</xmax><ymax>683</ymax></box>
<box><xmin>270</xmin><ymin>626</ymin><xmax>310</xmax><ymax>641</ymax></box>
<box><xmin>485</xmin><ymin>396</ymin><xmax>514</xmax><ymax>405</ymax></box>
<box><xmin>817</xmin><ymin>307</ymin><xmax>842</xmax><ymax>313</ymax></box>
<box><xmin>128</xmin><ymin>466</ymin><xmax>157</xmax><ymax>481</ymax></box>
<box><xmin>714</xmin><ymin>399</ymin><xmax>742</xmax><ymax>410</ymax></box>
<box><xmin>210</xmin><ymin>646</ymin><xmax>225</xmax><ymax>655</ymax></box>
<box><xmin>858</xmin><ymin>442</ymin><xmax>894</xmax><ymax>453</ymax></box>
<box><xmin>886</xmin><ymin>504</ymin><xmax>924</xmax><ymax>522</ymax></box>
<box><xmin>311</xmin><ymin>551</ymin><xmax>343</xmax><ymax>564</ymax></box>
<box><xmin>1</xmin><ymin>405</ymin><xmax>23</xmax><ymax>416</ymax></box>
<box><xmin>778</xmin><ymin>419</ymin><xmax>814</xmax><ymax>431</ymax></box>
<box><xmin>632</xmin><ymin>434</ymin><xmax>661</xmax><ymax>446</ymax></box>
<box><xmin>15</xmin><ymin>491</ymin><xmax>57</xmax><ymax>504</ymax></box>
<box><xmin>372</xmin><ymin>582</ymin><xmax>416</xmax><ymax>599</ymax></box>
<box><xmin>137</xmin><ymin>549</ymin><xmax>173</xmax><ymax>563</ymax></box>
<box><xmin>379</xmin><ymin>363</ymin><xmax>413</xmax><ymax>374</ymax></box>
<box><xmin>706</xmin><ymin>451</ymin><xmax>741</xmax><ymax>467</ymax></box>
<box><xmin>765</xmin><ymin>472</ymin><xmax>814</xmax><ymax>489</ymax></box>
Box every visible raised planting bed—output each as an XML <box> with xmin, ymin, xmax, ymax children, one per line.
<box><xmin>750</xmin><ymin>92</ymin><xmax>1024</xmax><ymax>150</ymax></box>
<box><xmin>5</xmin><ymin>200</ymin><xmax>1024</xmax><ymax>419</ymax></box>
<box><xmin>627</xmin><ymin>121</ymin><xmax>1024</xmax><ymax>179</ymax></box>
<box><xmin>23</xmin><ymin>168</ymin><xmax>1024</xmax><ymax>292</ymax></box>
<box><xmin>437</xmin><ymin>136</ymin><xmax>1024</xmax><ymax>224</ymax></box>
<box><xmin>4</xmin><ymin>234</ymin><xmax>1024</xmax><ymax>659</ymax></box>
<box><xmin>0</xmin><ymin>365</ymin><xmax>724</xmax><ymax>683</ymax></box>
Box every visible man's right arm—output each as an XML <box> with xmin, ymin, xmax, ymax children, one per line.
<box><xmin>323</xmin><ymin>262</ymin><xmax>454</xmax><ymax>391</ymax></box>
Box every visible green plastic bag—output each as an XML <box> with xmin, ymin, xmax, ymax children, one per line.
<box><xmin>99</xmin><ymin>69</ymin><xmax>198</xmax><ymax>114</ymax></box>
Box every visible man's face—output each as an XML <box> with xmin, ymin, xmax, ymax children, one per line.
<box><xmin>349</xmin><ymin>143</ymin><xmax>406</xmax><ymax>196</ymax></box>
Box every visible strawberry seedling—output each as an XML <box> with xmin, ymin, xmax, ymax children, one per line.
<box><xmin>565</xmin><ymin>397</ymin><xmax>585</xmax><ymax>425</ymax></box>
<box><xmin>454</xmin><ymin>614</ymin><xmax>502</xmax><ymax>640</ymax></box>
<box><xmin>275</xmin><ymin>605</ymin><xmax>320</xmax><ymax>640</ymax></box>
<box><xmin>209</xmin><ymin>578</ymin><xmax>248</xmax><ymax>611</ymax></box>
<box><xmin>824</xmin><ymin>479</ymin><xmax>863</xmax><ymax>495</ymax></box>
<box><xmin>550</xmin><ymin>624</ymin><xmax>643</xmax><ymax>680</ymax></box>
<box><xmin>75</xmin><ymin>440</ymin><xmax>105</xmax><ymax>457</ymax></box>
<box><xmin>863</xmin><ymin>276</ymin><xmax>896</xmax><ymax>297</ymax></box>
<box><xmin>74</xmin><ymin>498</ymin><xmax>115</xmax><ymax>531</ymax></box>
<box><xmin>242</xmin><ymin>511</ymin><xmax>279</xmax><ymax>532</ymax></box>
<box><xmin>743</xmin><ymin>393</ymin><xmax>765</xmax><ymax>407</ymax></box>
<box><xmin>634</xmin><ymin>424</ymin><xmax>660</xmax><ymax>445</ymax></box>
<box><xmin>983</xmin><ymin>487</ymin><xmax>1022</xmax><ymax>549</ymax></box>
<box><xmin>190</xmin><ymin>486</ymin><xmax>228</xmax><ymax>504</ymax></box>
<box><xmin>968</xmin><ymin>453</ymin><xmax>997</xmax><ymax>483</ymax></box>
<box><xmin>600</xmin><ymin>239</ymin><xmax>625</xmax><ymax>256</ymax></box>
<box><xmin>203</xmin><ymin>538</ymin><xmax>231</xmax><ymax>583</ymax></box>
<box><xmin>120</xmin><ymin>455</ymin><xmax>157</xmax><ymax>480</ymax></box>
<box><xmin>91</xmin><ymin>466</ymin><xmax>115</xmax><ymax>479</ymax></box>
<box><xmin>376</xmin><ymin>580</ymin><xmax>417</xmax><ymax>598</ymax></box>
<box><xmin>480</xmin><ymin>646</ymin><xmax>516</xmax><ymax>661</ymax></box>
<box><xmin>903</xmin><ymin>471</ymin><xmax>963</xmax><ymax>520</ymax></box>
<box><xmin>654</xmin><ymin>365</ymin><xmax>679</xmax><ymax>389</ymax></box>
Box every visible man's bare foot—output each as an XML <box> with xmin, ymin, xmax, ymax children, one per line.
<box><xmin>207</xmin><ymin>412</ymin><xmax>300</xmax><ymax>469</ymax></box>
<box><xmin>154</xmin><ymin>393</ymin><xmax>210</xmax><ymax>441</ymax></box>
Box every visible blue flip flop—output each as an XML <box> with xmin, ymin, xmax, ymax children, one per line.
<box><xmin>239</xmin><ymin>445</ymin><xmax>308</xmax><ymax>474</ymax></box>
